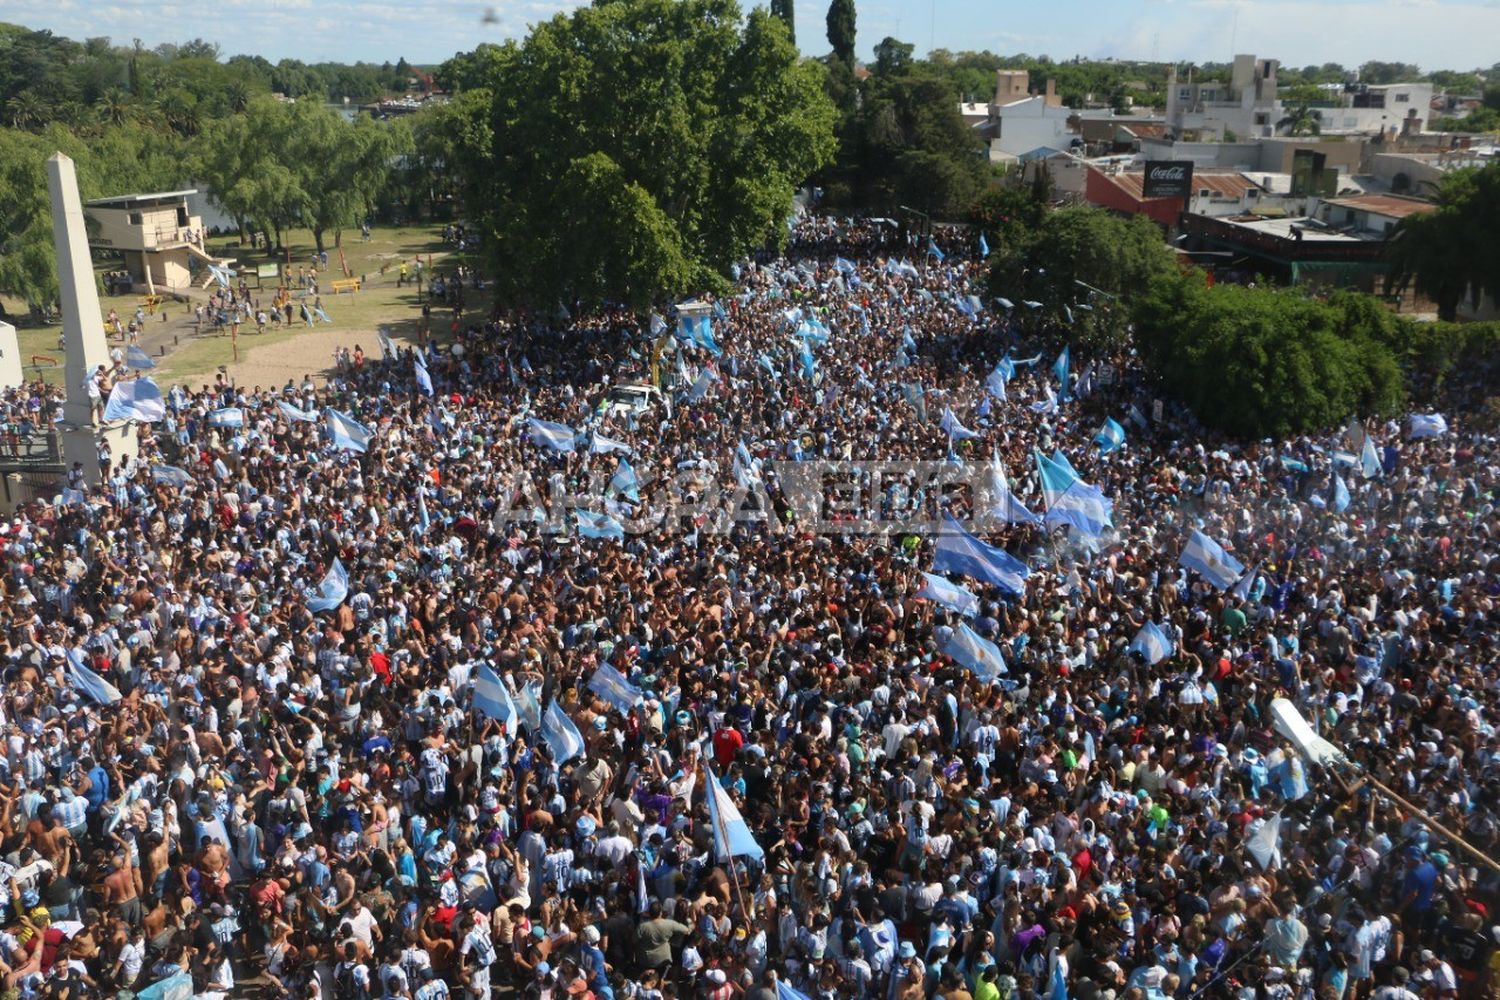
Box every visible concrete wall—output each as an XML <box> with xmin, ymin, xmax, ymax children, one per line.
<box><xmin>1139</xmin><ymin>138</ymin><xmax>1265</xmax><ymax>169</ymax></box>
<box><xmin>1256</xmin><ymin>138</ymin><xmax>1366</xmax><ymax>176</ymax></box>
<box><xmin>89</xmin><ymin>204</ymin><xmax>201</xmax><ymax>251</ymax></box>
<box><xmin>0</xmin><ymin>322</ymin><xmax>22</xmax><ymax>391</ymax></box>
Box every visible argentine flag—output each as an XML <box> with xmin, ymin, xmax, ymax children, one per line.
<box><xmin>1095</xmin><ymin>417</ymin><xmax>1126</xmax><ymax>453</ymax></box>
<box><xmin>103</xmin><ymin>378</ymin><xmax>166</xmax><ymax>423</ymax></box>
<box><xmin>1179</xmin><ymin>530</ymin><xmax>1244</xmax><ymax>590</ymax></box>
<box><xmin>1360</xmin><ymin>436</ymin><xmax>1382</xmax><ymax>479</ymax></box>
<box><xmin>940</xmin><ymin>407</ymin><xmax>979</xmax><ymax>440</ymax></box>
<box><xmin>541</xmin><ymin>700</ymin><xmax>586</xmax><ymax>764</ymax></box>
<box><xmin>278</xmin><ymin>400</ymin><xmax>317</xmax><ymax>423</ymax></box>
<box><xmin>1053</xmin><ymin>345</ymin><xmax>1070</xmax><ymax>398</ymax></box>
<box><xmin>932</xmin><ymin>514</ymin><xmax>1030</xmax><ymax>595</ymax></box>
<box><xmin>1128</xmin><ymin>621</ymin><xmax>1174</xmax><ymax>665</ymax></box>
<box><xmin>527</xmin><ymin>417</ymin><xmax>578</xmax><ymax>453</ymax></box>
<box><xmin>705</xmin><ymin>765</ymin><xmax>764</xmax><ymax>860</ymax></box>
<box><xmin>944</xmin><ymin>622</ymin><xmax>1008</xmax><ymax>679</ymax></box>
<box><xmin>916</xmin><ymin>572</ymin><xmax>980</xmax><ymax>618</ymax></box>
<box><xmin>306</xmin><ymin>558</ymin><xmax>350</xmax><ymax>612</ymax></box>
<box><xmin>125</xmin><ymin>345</ymin><xmax>156</xmax><ymax>369</ymax></box>
<box><xmin>473</xmin><ymin>664</ymin><xmax>518</xmax><ymax>730</ymax></box>
<box><xmin>327</xmin><ymin>409</ymin><xmax>374</xmax><ymax>453</ymax></box>
<box><xmin>1332</xmin><ymin>473</ymin><xmax>1351</xmax><ymax>513</ymax></box>
<box><xmin>1044</xmin><ymin>480</ymin><xmax>1113</xmax><ymax>538</ymax></box>
<box><xmin>575</xmin><ymin>510</ymin><xmax>625</xmax><ymax>541</ymax></box>
<box><xmin>1035</xmin><ymin>449</ymin><xmax>1078</xmax><ymax>508</ymax></box>
<box><xmin>588</xmin><ymin>663</ymin><xmax>646</xmax><ymax>714</ymax></box>
<box><xmin>66</xmin><ymin>648</ymin><xmax>122</xmax><ymax>705</ymax></box>
<box><xmin>1409</xmin><ymin>413</ymin><xmax>1447</xmax><ymax>439</ymax></box>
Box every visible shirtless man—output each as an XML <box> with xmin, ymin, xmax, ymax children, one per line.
<box><xmin>195</xmin><ymin>835</ymin><xmax>231</xmax><ymax>904</ymax></box>
<box><xmin>101</xmin><ymin>850</ymin><xmax>143</xmax><ymax>928</ymax></box>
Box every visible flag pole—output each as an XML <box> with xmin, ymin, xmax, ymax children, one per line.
<box><xmin>1358</xmin><ymin>772</ymin><xmax>1500</xmax><ymax>876</ymax></box>
<box><xmin>704</xmin><ymin>761</ymin><xmax>753</xmax><ymax>923</ymax></box>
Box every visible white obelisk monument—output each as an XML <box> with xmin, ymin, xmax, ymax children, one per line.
<box><xmin>46</xmin><ymin>152</ymin><xmax>136</xmax><ymax>483</ymax></box>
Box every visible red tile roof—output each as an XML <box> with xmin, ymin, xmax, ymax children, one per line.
<box><xmin>1321</xmin><ymin>194</ymin><xmax>1435</xmax><ymax>220</ymax></box>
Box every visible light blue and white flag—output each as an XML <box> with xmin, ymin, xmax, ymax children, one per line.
<box><xmin>278</xmin><ymin>400</ymin><xmax>317</xmax><ymax>423</ymax></box>
<box><xmin>151</xmin><ymin>465</ymin><xmax>194</xmax><ymax>488</ymax></box>
<box><xmin>650</xmin><ymin>312</ymin><xmax>667</xmax><ymax>336</ymax></box>
<box><xmin>940</xmin><ymin>407</ymin><xmax>979</xmax><ymax>441</ymax></box>
<box><xmin>798</xmin><ymin>342</ymin><xmax>817</xmax><ymax>380</ymax></box>
<box><xmin>1030</xmin><ymin>385</ymin><xmax>1058</xmax><ymax>415</ymax></box>
<box><xmin>944</xmin><ymin>622</ymin><xmax>1008</xmax><ymax>679</ymax></box>
<box><xmin>1035</xmin><ymin>449</ymin><xmax>1078</xmax><ymax>508</ymax></box>
<box><xmin>777</xmin><ymin>981</ymin><xmax>815</xmax><ymax>1000</ymax></box>
<box><xmin>985</xmin><ymin>366</ymin><xmax>1007</xmax><ymax>400</ymax></box>
<box><xmin>518</xmin><ymin>680</ymin><xmax>543</xmax><ymax>734</ymax></box>
<box><xmin>588</xmin><ymin>663</ymin><xmax>646</xmax><ymax>714</ymax></box>
<box><xmin>610</xmin><ymin>458</ymin><xmax>640</xmax><ymax>501</ymax></box>
<box><xmin>416</xmin><ymin>489</ymin><xmax>432</xmax><ymax>535</ymax></box>
<box><xmin>1360</xmin><ymin>436</ymin><xmax>1382</xmax><ymax>479</ymax></box>
<box><xmin>575</xmin><ymin>510</ymin><xmax>625</xmax><ymax>541</ymax></box>
<box><xmin>1053</xmin><ymin>345</ymin><xmax>1070</xmax><ymax>399</ymax></box>
<box><xmin>1332</xmin><ymin>473</ymin><xmax>1351</xmax><ymax>513</ymax></box>
<box><xmin>1127</xmin><ymin>621</ymin><xmax>1174</xmax><ymax>665</ymax></box>
<box><xmin>1409</xmin><ymin>413</ymin><xmax>1447</xmax><ymax>439</ymax></box>
<box><xmin>327</xmin><ymin>409</ymin><xmax>374</xmax><ymax>453</ymax></box>
<box><xmin>916</xmin><ymin>572</ymin><xmax>980</xmax><ymax>618</ymax></box>
<box><xmin>473</xmin><ymin>664</ymin><xmax>518</xmax><ymax>730</ymax></box>
<box><xmin>211</xmin><ymin>404</ymin><xmax>246</xmax><ymax>428</ymax></box>
<box><xmin>1128</xmin><ymin>403</ymin><xmax>1149</xmax><ymax>430</ymax></box>
<box><xmin>1044</xmin><ymin>480</ymin><xmax>1114</xmax><ymax>538</ymax></box>
<box><xmin>1179</xmin><ymin>531</ymin><xmax>1244</xmax><ymax>590</ymax></box>
<box><xmin>527</xmin><ymin>417</ymin><xmax>578</xmax><ymax>453</ymax></box>
<box><xmin>378</xmin><ymin>331</ymin><xmax>398</xmax><ymax>359</ymax></box>
<box><xmin>104</xmin><ymin>378</ymin><xmax>166</xmax><ymax>423</ymax></box>
<box><xmin>705</xmin><ymin>765</ymin><xmax>763</xmax><ymax>860</ymax></box>
<box><xmin>933</xmin><ymin>514</ymin><xmax>1030</xmax><ymax>595</ymax></box>
<box><xmin>541</xmin><ymin>700</ymin><xmax>586</xmax><ymax>764</ymax></box>
<box><xmin>1229</xmin><ymin>561</ymin><xmax>1260</xmax><ymax>603</ymax></box>
<box><xmin>65</xmin><ymin>648</ymin><xmax>122</xmax><ymax>704</ymax></box>
<box><xmin>306</xmin><ymin>558</ymin><xmax>349</xmax><ymax>612</ymax></box>
<box><xmin>1094</xmin><ymin>417</ymin><xmax>1126</xmax><ymax>453</ymax></box>
<box><xmin>902</xmin><ymin>383</ymin><xmax>928</xmax><ymax>423</ymax></box>
<box><xmin>978</xmin><ymin>232</ymin><xmax>990</xmax><ymax>257</ymax></box>
<box><xmin>995</xmin><ymin>297</ymin><xmax>1015</xmax><ymax>310</ymax></box>
<box><xmin>927</xmin><ymin>238</ymin><xmax>945</xmax><ymax>262</ymax></box>
<box><xmin>125</xmin><ymin>345</ymin><xmax>156</xmax><ymax>369</ymax></box>
<box><xmin>795</xmin><ymin>319</ymin><xmax>831</xmax><ymax>345</ymax></box>
<box><xmin>834</xmin><ymin>256</ymin><xmax>857</xmax><ymax>274</ymax></box>
<box><xmin>413</xmin><ymin>353</ymin><xmax>433</xmax><ymax>396</ymax></box>
<box><xmin>688</xmin><ymin>369</ymin><xmax>719</xmax><ymax>402</ymax></box>
<box><xmin>987</xmin><ymin>454</ymin><xmax>1042</xmax><ymax>526</ymax></box>
<box><xmin>591</xmin><ymin>432</ymin><xmax>633</xmax><ymax>455</ymax></box>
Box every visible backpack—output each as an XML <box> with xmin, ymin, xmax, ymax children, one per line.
<box><xmin>333</xmin><ymin>960</ymin><xmax>367</xmax><ymax>1000</ymax></box>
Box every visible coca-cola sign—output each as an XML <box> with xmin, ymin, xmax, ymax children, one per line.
<box><xmin>1142</xmin><ymin>160</ymin><xmax>1195</xmax><ymax>199</ymax></box>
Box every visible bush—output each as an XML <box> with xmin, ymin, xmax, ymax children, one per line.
<box><xmin>1132</xmin><ymin>275</ymin><xmax>1405</xmax><ymax>438</ymax></box>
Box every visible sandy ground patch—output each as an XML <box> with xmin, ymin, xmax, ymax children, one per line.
<box><xmin>214</xmin><ymin>325</ymin><xmax>415</xmax><ymax>390</ymax></box>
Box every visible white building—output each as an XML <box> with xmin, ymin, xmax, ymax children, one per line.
<box><xmin>963</xmin><ymin>69</ymin><xmax>1081</xmax><ymax>162</ymax></box>
<box><xmin>1166</xmin><ymin>55</ymin><xmax>1282</xmax><ymax>141</ymax></box>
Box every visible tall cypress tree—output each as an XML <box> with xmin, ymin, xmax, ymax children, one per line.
<box><xmin>826</xmin><ymin>0</ymin><xmax>856</xmax><ymax>68</ymax></box>
<box><xmin>770</xmin><ymin>0</ymin><xmax>796</xmax><ymax>45</ymax></box>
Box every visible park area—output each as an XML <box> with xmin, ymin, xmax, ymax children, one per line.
<box><xmin>1</xmin><ymin>223</ymin><xmax>489</xmax><ymax>388</ymax></box>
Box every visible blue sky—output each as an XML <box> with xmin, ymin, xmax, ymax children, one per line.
<box><xmin>7</xmin><ymin>0</ymin><xmax>1497</xmax><ymax>73</ymax></box>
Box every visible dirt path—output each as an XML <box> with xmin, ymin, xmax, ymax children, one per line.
<box><xmin>219</xmin><ymin>324</ymin><xmax>412</xmax><ymax>388</ymax></box>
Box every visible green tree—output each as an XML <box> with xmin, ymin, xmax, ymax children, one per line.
<box><xmin>1387</xmin><ymin>163</ymin><xmax>1500</xmax><ymax>321</ymax></box>
<box><xmin>770</xmin><ymin>0</ymin><xmax>796</xmax><ymax>45</ymax></box>
<box><xmin>1277</xmin><ymin>102</ymin><xmax>1322</xmax><ymax>136</ymax></box>
<box><xmin>461</xmin><ymin>0</ymin><xmax>836</xmax><ymax>311</ymax></box>
<box><xmin>1132</xmin><ymin>273</ymin><xmax>1404</xmax><ymax>437</ymax></box>
<box><xmin>989</xmin><ymin>206</ymin><xmax>1175</xmax><ymax>343</ymax></box>
<box><xmin>826</xmin><ymin>0</ymin><xmax>856</xmax><ymax>69</ymax></box>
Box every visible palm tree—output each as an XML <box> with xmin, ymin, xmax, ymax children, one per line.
<box><xmin>1277</xmin><ymin>103</ymin><xmax>1321</xmax><ymax>137</ymax></box>
<box><xmin>5</xmin><ymin>93</ymin><xmax>45</xmax><ymax>129</ymax></box>
<box><xmin>1387</xmin><ymin>165</ymin><xmax>1500</xmax><ymax>321</ymax></box>
<box><xmin>97</xmin><ymin>88</ymin><xmax>135</xmax><ymax>127</ymax></box>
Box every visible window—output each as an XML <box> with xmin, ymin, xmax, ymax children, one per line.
<box><xmin>1394</xmin><ymin>93</ymin><xmax>1409</xmax><ymax>103</ymax></box>
<box><xmin>128</xmin><ymin>212</ymin><xmax>142</xmax><ymax>226</ymax></box>
<box><xmin>1179</xmin><ymin>88</ymin><xmax>1192</xmax><ymax>100</ymax></box>
<box><xmin>1202</xmin><ymin>90</ymin><xmax>1217</xmax><ymax>101</ymax></box>
<box><xmin>1254</xmin><ymin>113</ymin><xmax>1269</xmax><ymax>126</ymax></box>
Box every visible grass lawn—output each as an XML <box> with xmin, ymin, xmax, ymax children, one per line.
<box><xmin>155</xmin><ymin>222</ymin><xmax>491</xmax><ymax>382</ymax></box>
<box><xmin>2</xmin><ymin>224</ymin><xmax>491</xmax><ymax>387</ymax></box>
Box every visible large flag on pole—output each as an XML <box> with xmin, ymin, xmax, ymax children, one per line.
<box><xmin>705</xmin><ymin>765</ymin><xmax>764</xmax><ymax>861</ymax></box>
<box><xmin>588</xmin><ymin>663</ymin><xmax>646</xmax><ymax>714</ymax></box>
<box><xmin>932</xmin><ymin>514</ymin><xmax>1030</xmax><ymax>595</ymax></box>
<box><xmin>103</xmin><ymin>378</ymin><xmax>166</xmax><ymax>423</ymax></box>
<box><xmin>943</xmin><ymin>623</ymin><xmax>1008</xmax><ymax>679</ymax></box>
<box><xmin>1043</xmin><ymin>480</ymin><xmax>1113</xmax><ymax>538</ymax></box>
<box><xmin>541</xmin><ymin>700</ymin><xmax>586</xmax><ymax>764</ymax></box>
<box><xmin>326</xmin><ymin>409</ymin><xmax>374</xmax><ymax>453</ymax></box>
<box><xmin>1035</xmin><ymin>449</ymin><xmax>1078</xmax><ymax>508</ymax></box>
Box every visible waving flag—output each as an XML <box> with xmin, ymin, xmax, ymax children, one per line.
<box><xmin>1332</xmin><ymin>473</ymin><xmax>1351</xmax><ymax>513</ymax></box>
<box><xmin>207</xmin><ymin>405</ymin><xmax>242</xmax><ymax>428</ymax></box>
<box><xmin>927</xmin><ymin>238</ymin><xmax>945</xmax><ymax>262</ymax></box>
<box><xmin>306</xmin><ymin>558</ymin><xmax>349</xmax><ymax>612</ymax></box>
<box><xmin>1044</xmin><ymin>480</ymin><xmax>1114</xmax><ymax>538</ymax></box>
<box><xmin>649</xmin><ymin>312</ymin><xmax>667</xmax><ymax>335</ymax></box>
<box><xmin>901</xmin><ymin>383</ymin><xmax>928</xmax><ymax>423</ymax></box>
<box><xmin>705</xmin><ymin>765</ymin><xmax>764</xmax><ymax>860</ymax></box>
<box><xmin>1128</xmin><ymin>621</ymin><xmax>1174</xmax><ymax>665</ymax></box>
<box><xmin>940</xmin><ymin>407</ymin><xmax>979</xmax><ymax>441</ymax></box>
<box><xmin>473</xmin><ymin>664</ymin><xmax>518</xmax><ymax>730</ymax></box>
<box><xmin>1053</xmin><ymin>345</ymin><xmax>1070</xmax><ymax>399</ymax></box>
<box><xmin>1035</xmin><ymin>449</ymin><xmax>1078</xmax><ymax>508</ymax></box>
<box><xmin>416</xmin><ymin>489</ymin><xmax>432</xmax><ymax>535</ymax></box>
<box><xmin>104</xmin><ymin>378</ymin><xmax>166</xmax><ymax>423</ymax></box>
<box><xmin>589</xmin><ymin>663</ymin><xmax>646</xmax><ymax>714</ymax></box>
<box><xmin>1247</xmin><ymin>813</ymin><xmax>1283</xmax><ymax>869</ymax></box>
<box><xmin>978</xmin><ymin>232</ymin><xmax>990</xmax><ymax>258</ymax></box>
<box><xmin>378</xmin><ymin>331</ymin><xmax>398</xmax><ymax>359</ymax></box>
<box><xmin>575</xmin><ymin>510</ymin><xmax>625</xmax><ymax>541</ymax></box>
<box><xmin>777</xmin><ymin>982</ymin><xmax>815</xmax><ymax>1000</ymax></box>
<box><xmin>798</xmin><ymin>342</ymin><xmax>817</xmax><ymax>380</ymax></box>
<box><xmin>1128</xmin><ymin>403</ymin><xmax>1149</xmax><ymax>430</ymax></box>
<box><xmin>987</xmin><ymin>455</ymin><xmax>1043</xmax><ymax>526</ymax></box>
<box><xmin>327</xmin><ymin>409</ymin><xmax>374</xmax><ymax>453</ymax></box>
<box><xmin>1360</xmin><ymin>436</ymin><xmax>1382</xmax><ymax>479</ymax></box>
<box><xmin>541</xmin><ymin>700</ymin><xmax>586</xmax><ymax>764</ymax></box>
<box><xmin>1230</xmin><ymin>562</ymin><xmax>1260</xmax><ymax>602</ymax></box>
<box><xmin>151</xmin><ymin>465</ymin><xmax>194</xmax><ymax>488</ymax></box>
<box><xmin>688</xmin><ymin>369</ymin><xmax>719</xmax><ymax>402</ymax></box>
<box><xmin>916</xmin><ymin>572</ymin><xmax>980</xmax><ymax>618</ymax></box>
<box><xmin>1030</xmin><ymin>385</ymin><xmax>1058</xmax><ymax>415</ymax></box>
<box><xmin>413</xmin><ymin>353</ymin><xmax>433</xmax><ymax>396</ymax></box>
<box><xmin>591</xmin><ymin>432</ymin><xmax>632</xmax><ymax>455</ymax></box>
<box><xmin>933</xmin><ymin>514</ymin><xmax>1030</xmax><ymax>595</ymax></box>
<box><xmin>527</xmin><ymin>417</ymin><xmax>578</xmax><ymax>453</ymax></box>
<box><xmin>1409</xmin><ymin>413</ymin><xmax>1447</xmax><ymax>439</ymax></box>
<box><xmin>125</xmin><ymin>345</ymin><xmax>156</xmax><ymax>369</ymax></box>
<box><xmin>610</xmin><ymin>458</ymin><xmax>640</xmax><ymax>501</ymax></box>
<box><xmin>944</xmin><ymin>623</ymin><xmax>1008</xmax><ymax>679</ymax></box>
<box><xmin>517</xmin><ymin>680</ymin><xmax>543</xmax><ymax>734</ymax></box>
<box><xmin>1179</xmin><ymin>531</ymin><xmax>1244</xmax><ymax>590</ymax></box>
<box><xmin>985</xmin><ymin>366</ymin><xmax>1008</xmax><ymax>401</ymax></box>
<box><xmin>278</xmin><ymin>400</ymin><xmax>317</xmax><ymax>423</ymax></box>
<box><xmin>65</xmin><ymin>648</ymin><xmax>122</xmax><ymax>705</ymax></box>
<box><xmin>1095</xmin><ymin>417</ymin><xmax>1126</xmax><ymax>453</ymax></box>
<box><xmin>834</xmin><ymin>256</ymin><xmax>857</xmax><ymax>274</ymax></box>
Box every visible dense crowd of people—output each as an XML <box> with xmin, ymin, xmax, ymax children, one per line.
<box><xmin>0</xmin><ymin>215</ymin><xmax>1496</xmax><ymax>1000</ymax></box>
